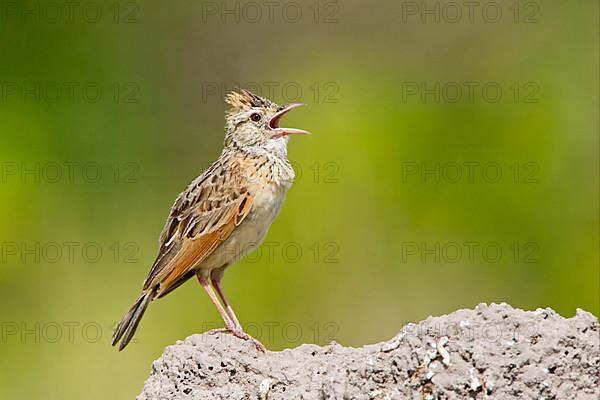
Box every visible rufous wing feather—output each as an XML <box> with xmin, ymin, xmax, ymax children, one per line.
<box><xmin>153</xmin><ymin>192</ymin><xmax>254</xmax><ymax>296</ymax></box>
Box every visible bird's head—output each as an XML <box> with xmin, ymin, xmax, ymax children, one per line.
<box><xmin>223</xmin><ymin>89</ymin><xmax>309</xmax><ymax>153</ymax></box>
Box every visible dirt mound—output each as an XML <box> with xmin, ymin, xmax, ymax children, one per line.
<box><xmin>138</xmin><ymin>303</ymin><xmax>599</xmax><ymax>399</ymax></box>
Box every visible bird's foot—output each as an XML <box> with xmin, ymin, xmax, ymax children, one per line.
<box><xmin>230</xmin><ymin>328</ymin><xmax>267</xmax><ymax>353</ymax></box>
<box><xmin>207</xmin><ymin>327</ymin><xmax>266</xmax><ymax>352</ymax></box>
<box><xmin>206</xmin><ymin>328</ymin><xmax>231</xmax><ymax>335</ymax></box>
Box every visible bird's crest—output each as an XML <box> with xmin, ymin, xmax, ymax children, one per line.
<box><xmin>225</xmin><ymin>89</ymin><xmax>276</xmax><ymax>113</ymax></box>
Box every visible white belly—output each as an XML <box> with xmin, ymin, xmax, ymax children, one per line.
<box><xmin>200</xmin><ymin>182</ymin><xmax>289</xmax><ymax>270</ymax></box>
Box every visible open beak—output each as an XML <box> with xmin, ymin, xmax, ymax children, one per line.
<box><xmin>268</xmin><ymin>103</ymin><xmax>310</xmax><ymax>139</ymax></box>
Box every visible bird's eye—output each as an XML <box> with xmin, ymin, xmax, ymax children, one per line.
<box><xmin>250</xmin><ymin>113</ymin><xmax>262</xmax><ymax>122</ymax></box>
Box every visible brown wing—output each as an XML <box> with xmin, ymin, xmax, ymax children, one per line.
<box><xmin>142</xmin><ymin>159</ymin><xmax>255</xmax><ymax>297</ymax></box>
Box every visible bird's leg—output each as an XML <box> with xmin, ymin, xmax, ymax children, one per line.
<box><xmin>197</xmin><ymin>274</ymin><xmax>235</xmax><ymax>330</ymax></box>
<box><xmin>211</xmin><ymin>278</ymin><xmax>242</xmax><ymax>330</ymax></box>
<box><xmin>211</xmin><ymin>277</ymin><xmax>267</xmax><ymax>352</ymax></box>
<box><xmin>197</xmin><ymin>275</ymin><xmax>266</xmax><ymax>352</ymax></box>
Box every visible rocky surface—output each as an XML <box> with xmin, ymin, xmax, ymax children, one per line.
<box><xmin>138</xmin><ymin>303</ymin><xmax>599</xmax><ymax>399</ymax></box>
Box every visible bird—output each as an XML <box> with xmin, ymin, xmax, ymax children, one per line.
<box><xmin>111</xmin><ymin>89</ymin><xmax>309</xmax><ymax>352</ymax></box>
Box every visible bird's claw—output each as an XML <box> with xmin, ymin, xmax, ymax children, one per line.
<box><xmin>230</xmin><ymin>329</ymin><xmax>267</xmax><ymax>353</ymax></box>
<box><xmin>207</xmin><ymin>328</ymin><xmax>230</xmax><ymax>335</ymax></box>
<box><xmin>206</xmin><ymin>327</ymin><xmax>267</xmax><ymax>352</ymax></box>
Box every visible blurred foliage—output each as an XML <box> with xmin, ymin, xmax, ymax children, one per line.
<box><xmin>0</xmin><ymin>0</ymin><xmax>598</xmax><ymax>399</ymax></box>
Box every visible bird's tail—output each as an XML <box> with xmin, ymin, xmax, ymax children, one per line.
<box><xmin>111</xmin><ymin>288</ymin><xmax>155</xmax><ymax>351</ymax></box>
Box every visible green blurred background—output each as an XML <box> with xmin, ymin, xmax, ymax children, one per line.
<box><xmin>0</xmin><ymin>0</ymin><xmax>598</xmax><ymax>398</ymax></box>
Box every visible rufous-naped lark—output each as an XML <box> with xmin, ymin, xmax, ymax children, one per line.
<box><xmin>112</xmin><ymin>90</ymin><xmax>308</xmax><ymax>352</ymax></box>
